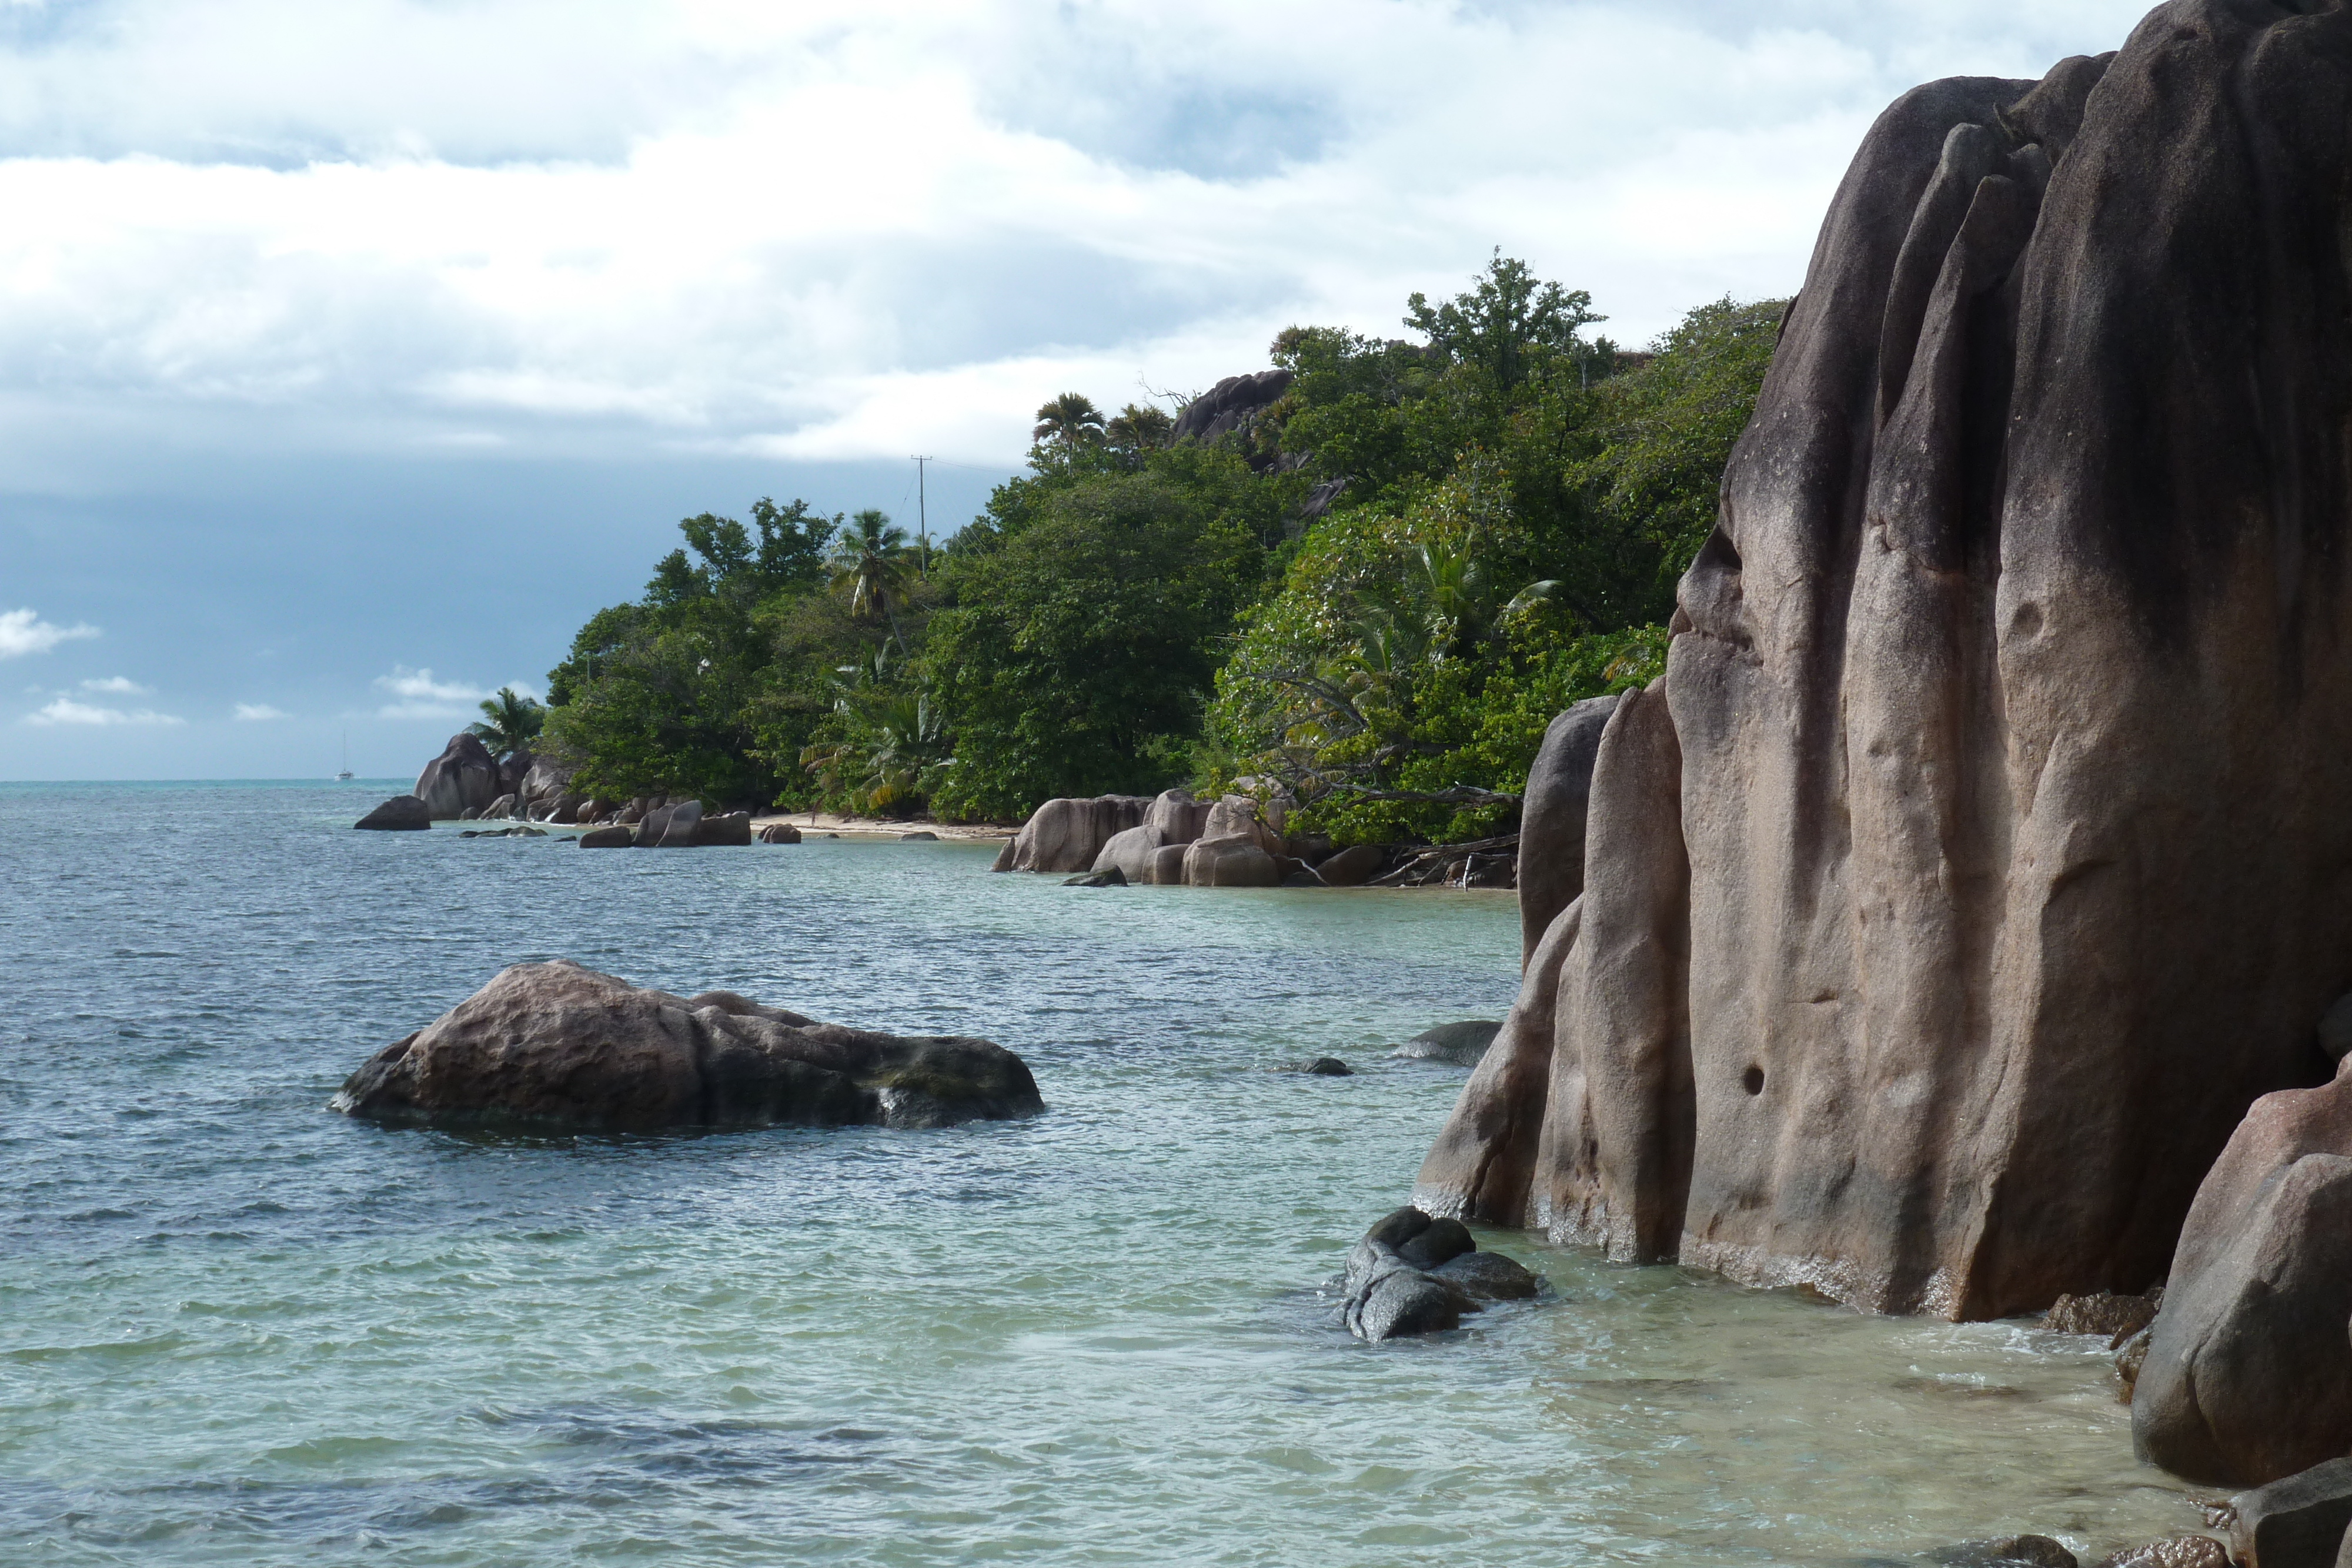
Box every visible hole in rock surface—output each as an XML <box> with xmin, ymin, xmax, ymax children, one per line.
<box><xmin>1742</xmin><ymin>1065</ymin><xmax>1766</xmax><ymax>1096</ymax></box>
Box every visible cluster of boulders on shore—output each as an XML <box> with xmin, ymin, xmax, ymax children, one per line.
<box><xmin>355</xmin><ymin>733</ymin><xmax>789</xmax><ymax>845</ymax></box>
<box><xmin>991</xmin><ymin>785</ymin><xmax>1516</xmax><ymax>890</ymax></box>
<box><xmin>332</xmin><ymin>960</ymin><xmax>1041</xmax><ymax>1132</ymax></box>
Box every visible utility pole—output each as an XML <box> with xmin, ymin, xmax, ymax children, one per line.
<box><xmin>910</xmin><ymin>454</ymin><xmax>932</xmax><ymax>574</ymax></box>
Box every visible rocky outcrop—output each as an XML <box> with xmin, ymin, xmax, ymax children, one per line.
<box><xmin>1172</xmin><ymin>370</ymin><xmax>1292</xmax><ymax>446</ymax></box>
<box><xmin>1091</xmin><ymin>824</ymin><xmax>1167</xmax><ymax>882</ymax></box>
<box><xmin>413</xmin><ymin>733</ymin><xmax>501</xmax><ymax>819</ymax></box>
<box><xmin>1315</xmin><ymin>844</ymin><xmax>1387</xmax><ymax>886</ymax></box>
<box><xmin>1414</xmin><ymin>6</ymin><xmax>2352</xmax><ymax>1323</ymax></box>
<box><xmin>2224</xmin><ymin>1459</ymin><xmax>2352</xmax><ymax>1568</ymax></box>
<box><xmin>1338</xmin><ymin>1206</ymin><xmax>1541</xmax><ymax>1342</ymax></box>
<box><xmin>330</xmin><ymin>961</ymin><xmax>1043</xmax><ymax>1132</ymax></box>
<box><xmin>1145</xmin><ymin>788</ymin><xmax>1212</xmax><ymax>844</ymax></box>
<box><xmin>354</xmin><ymin>794</ymin><xmax>430</xmax><ymax>831</ymax></box>
<box><xmin>2134</xmin><ymin>1063</ymin><xmax>2352</xmax><ymax>1485</ymax></box>
<box><xmin>759</xmin><ymin>823</ymin><xmax>801</xmax><ymax>844</ymax></box>
<box><xmin>990</xmin><ymin>795</ymin><xmax>1152</xmax><ymax>874</ymax></box>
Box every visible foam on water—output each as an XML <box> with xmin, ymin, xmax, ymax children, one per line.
<box><xmin>0</xmin><ymin>782</ymin><xmax>2209</xmax><ymax>1565</ymax></box>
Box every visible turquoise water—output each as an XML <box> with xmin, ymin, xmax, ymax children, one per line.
<box><xmin>1</xmin><ymin>783</ymin><xmax>2208</xmax><ymax>1565</ymax></box>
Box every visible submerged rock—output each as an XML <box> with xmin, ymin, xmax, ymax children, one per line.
<box><xmin>1392</xmin><ymin>1020</ymin><xmax>1504</xmax><ymax>1067</ymax></box>
<box><xmin>576</xmin><ymin>826</ymin><xmax>634</xmax><ymax>848</ymax></box>
<box><xmin>1338</xmin><ymin>1205</ymin><xmax>1542</xmax><ymax>1342</ymax></box>
<box><xmin>354</xmin><ymin>794</ymin><xmax>430</xmax><ymax>831</ymax></box>
<box><xmin>330</xmin><ymin>960</ymin><xmax>1044</xmax><ymax>1132</ymax></box>
<box><xmin>898</xmin><ymin>830</ymin><xmax>938</xmax><ymax>841</ymax></box>
<box><xmin>2045</xmin><ymin>1290</ymin><xmax>2161</xmax><ymax>1340</ymax></box>
<box><xmin>758</xmin><ymin>823</ymin><xmax>801</xmax><ymax>844</ymax></box>
<box><xmin>1062</xmin><ymin>867</ymin><xmax>1125</xmax><ymax>888</ymax></box>
<box><xmin>1279</xmin><ymin>1057</ymin><xmax>1352</xmax><ymax>1077</ymax></box>
<box><xmin>2091</xmin><ymin>1539</ymin><xmax>2228</xmax><ymax>1568</ymax></box>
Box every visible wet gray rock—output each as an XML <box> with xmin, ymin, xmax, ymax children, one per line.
<box><xmin>1281</xmin><ymin>1057</ymin><xmax>1352</xmax><ymax>1077</ymax></box>
<box><xmin>1936</xmin><ymin>1538</ymin><xmax>2076</xmax><ymax>1568</ymax></box>
<box><xmin>1338</xmin><ymin>1206</ymin><xmax>1542</xmax><ymax>1341</ymax></box>
<box><xmin>2229</xmin><ymin>1459</ymin><xmax>2352</xmax><ymax>1568</ymax></box>
<box><xmin>2046</xmin><ymin>1289</ymin><xmax>2161</xmax><ymax>1340</ymax></box>
<box><xmin>1393</xmin><ymin>1020</ymin><xmax>1504</xmax><ymax>1067</ymax></box>
<box><xmin>1063</xmin><ymin>867</ymin><xmax>1126</xmax><ymax>888</ymax></box>
<box><xmin>2092</xmin><ymin>1539</ymin><xmax>2229</xmax><ymax>1568</ymax></box>
<box><xmin>1315</xmin><ymin>844</ymin><xmax>1387</xmax><ymax>887</ymax></box>
<box><xmin>355</xmin><ymin>794</ymin><xmax>430</xmax><ymax>831</ymax></box>
<box><xmin>331</xmin><ymin>960</ymin><xmax>1044</xmax><ymax>1133</ymax></box>
<box><xmin>759</xmin><ymin>823</ymin><xmax>801</xmax><ymax>844</ymax></box>
<box><xmin>577</xmin><ymin>826</ymin><xmax>634</xmax><ymax>848</ymax></box>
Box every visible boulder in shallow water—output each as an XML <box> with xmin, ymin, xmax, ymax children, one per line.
<box><xmin>2224</xmin><ymin>1459</ymin><xmax>2352</xmax><ymax>1568</ymax></box>
<box><xmin>2092</xmin><ymin>1539</ymin><xmax>2229</xmax><ymax>1568</ymax></box>
<box><xmin>1091</xmin><ymin>824</ymin><xmax>1165</xmax><ymax>882</ymax></box>
<box><xmin>759</xmin><ymin>823</ymin><xmax>800</xmax><ymax>844</ymax></box>
<box><xmin>1063</xmin><ymin>867</ymin><xmax>1126</xmax><ymax>888</ymax></box>
<box><xmin>1393</xmin><ymin>1020</ymin><xmax>1504</xmax><ymax>1067</ymax></box>
<box><xmin>992</xmin><ymin>795</ymin><xmax>1152</xmax><ymax>873</ymax></box>
<box><xmin>898</xmin><ymin>830</ymin><xmax>938</xmax><ymax>841</ymax></box>
<box><xmin>1337</xmin><ymin>1205</ymin><xmax>1542</xmax><ymax>1341</ymax></box>
<box><xmin>413</xmin><ymin>733</ymin><xmax>501</xmax><ymax>819</ymax></box>
<box><xmin>695</xmin><ymin>810</ymin><xmax>752</xmax><ymax>846</ymax></box>
<box><xmin>2046</xmin><ymin>1289</ymin><xmax>2161</xmax><ymax>1340</ymax></box>
<box><xmin>330</xmin><ymin>960</ymin><xmax>1044</xmax><ymax>1132</ymax></box>
<box><xmin>2135</xmin><ymin>1063</ymin><xmax>2352</xmax><ymax>1485</ymax></box>
<box><xmin>355</xmin><ymin>795</ymin><xmax>430</xmax><ymax>831</ymax></box>
<box><xmin>1279</xmin><ymin>1057</ymin><xmax>1352</xmax><ymax>1077</ymax></box>
<box><xmin>577</xmin><ymin>825</ymin><xmax>634</xmax><ymax>848</ymax></box>
<box><xmin>1182</xmin><ymin>834</ymin><xmax>1280</xmax><ymax>888</ymax></box>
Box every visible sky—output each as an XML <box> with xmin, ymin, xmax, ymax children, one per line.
<box><xmin>0</xmin><ymin>0</ymin><xmax>2154</xmax><ymax>780</ymax></box>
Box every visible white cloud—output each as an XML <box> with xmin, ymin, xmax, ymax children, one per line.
<box><xmin>81</xmin><ymin>675</ymin><xmax>152</xmax><ymax>694</ymax></box>
<box><xmin>232</xmin><ymin>702</ymin><xmax>290</xmax><ymax>720</ymax></box>
<box><xmin>0</xmin><ymin>1</ymin><xmax>2156</xmax><ymax>470</ymax></box>
<box><xmin>0</xmin><ymin>608</ymin><xmax>100</xmax><ymax>658</ymax></box>
<box><xmin>25</xmin><ymin>696</ymin><xmax>183</xmax><ymax>726</ymax></box>
<box><xmin>370</xmin><ymin>664</ymin><xmax>534</xmax><ymax>719</ymax></box>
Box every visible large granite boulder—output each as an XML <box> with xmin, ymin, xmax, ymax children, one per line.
<box><xmin>2133</xmin><ymin>1063</ymin><xmax>2352</xmax><ymax>1485</ymax></box>
<box><xmin>355</xmin><ymin>794</ymin><xmax>431</xmax><ymax>830</ymax></box>
<box><xmin>330</xmin><ymin>961</ymin><xmax>1043</xmax><ymax>1132</ymax></box>
<box><xmin>1144</xmin><ymin>788</ymin><xmax>1212</xmax><ymax>846</ymax></box>
<box><xmin>517</xmin><ymin>757</ymin><xmax>574</xmax><ymax>814</ymax></box>
<box><xmin>1415</xmin><ymin>5</ymin><xmax>2352</xmax><ymax>1320</ymax></box>
<box><xmin>990</xmin><ymin>795</ymin><xmax>1152</xmax><ymax>874</ymax></box>
<box><xmin>1182</xmin><ymin>834</ymin><xmax>1281</xmax><ymax>888</ymax></box>
<box><xmin>1092</xmin><ymin>823</ymin><xmax>1167</xmax><ymax>882</ymax></box>
<box><xmin>1394</xmin><ymin>1020</ymin><xmax>1504</xmax><ymax>1067</ymax></box>
<box><xmin>497</xmin><ymin>749</ymin><xmax>533</xmax><ymax>799</ymax></box>
<box><xmin>413</xmin><ymin>733</ymin><xmax>500</xmax><ymax>819</ymax></box>
<box><xmin>1172</xmin><ymin>369</ymin><xmax>1293</xmax><ymax>445</ymax></box>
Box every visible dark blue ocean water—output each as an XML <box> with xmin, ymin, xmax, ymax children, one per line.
<box><xmin>0</xmin><ymin>783</ymin><xmax>2199</xmax><ymax>1566</ymax></box>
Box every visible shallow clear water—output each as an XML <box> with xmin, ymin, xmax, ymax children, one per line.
<box><xmin>1</xmin><ymin>782</ymin><xmax>2209</xmax><ymax>1566</ymax></box>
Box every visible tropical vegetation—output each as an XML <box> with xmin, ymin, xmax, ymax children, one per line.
<box><xmin>538</xmin><ymin>256</ymin><xmax>1785</xmax><ymax>842</ymax></box>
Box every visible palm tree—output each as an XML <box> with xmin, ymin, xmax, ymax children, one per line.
<box><xmin>1032</xmin><ymin>392</ymin><xmax>1106</xmax><ymax>446</ymax></box>
<box><xmin>469</xmin><ymin>686</ymin><xmax>544</xmax><ymax>760</ymax></box>
<box><xmin>826</xmin><ymin>509</ymin><xmax>916</xmax><ymax>646</ymax></box>
<box><xmin>1105</xmin><ymin>402</ymin><xmax>1172</xmax><ymax>450</ymax></box>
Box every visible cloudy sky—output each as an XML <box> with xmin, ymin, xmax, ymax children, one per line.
<box><xmin>1</xmin><ymin>0</ymin><xmax>2150</xmax><ymax>778</ymax></box>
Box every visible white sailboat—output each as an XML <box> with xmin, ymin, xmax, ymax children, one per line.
<box><xmin>336</xmin><ymin>731</ymin><xmax>355</xmax><ymax>781</ymax></box>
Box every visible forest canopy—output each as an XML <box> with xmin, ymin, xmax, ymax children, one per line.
<box><xmin>540</xmin><ymin>257</ymin><xmax>1785</xmax><ymax>840</ymax></box>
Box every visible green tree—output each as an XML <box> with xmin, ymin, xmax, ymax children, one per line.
<box><xmin>469</xmin><ymin>686</ymin><xmax>544</xmax><ymax>760</ymax></box>
<box><xmin>1105</xmin><ymin>402</ymin><xmax>1173</xmax><ymax>450</ymax></box>
<box><xmin>1031</xmin><ymin>391</ymin><xmax>1107</xmax><ymax>446</ymax></box>
<box><xmin>1405</xmin><ymin>250</ymin><xmax>1605</xmax><ymax>392</ymax></box>
<box><xmin>826</xmin><ymin>509</ymin><xmax>917</xmax><ymax>645</ymax></box>
<box><xmin>925</xmin><ymin>463</ymin><xmax>1265</xmax><ymax>819</ymax></box>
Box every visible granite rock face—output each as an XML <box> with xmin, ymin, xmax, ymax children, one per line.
<box><xmin>413</xmin><ymin>733</ymin><xmax>502</xmax><ymax>820</ymax></box>
<box><xmin>991</xmin><ymin>795</ymin><xmax>1152</xmax><ymax>874</ymax></box>
<box><xmin>1416</xmin><ymin>4</ymin><xmax>2352</xmax><ymax>1320</ymax></box>
<box><xmin>1513</xmin><ymin>694</ymin><xmax>1618</xmax><ymax>968</ymax></box>
<box><xmin>2134</xmin><ymin>1064</ymin><xmax>2352</xmax><ymax>1485</ymax></box>
<box><xmin>330</xmin><ymin>961</ymin><xmax>1043</xmax><ymax>1132</ymax></box>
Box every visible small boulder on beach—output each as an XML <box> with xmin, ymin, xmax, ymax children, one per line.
<box><xmin>355</xmin><ymin>795</ymin><xmax>431</xmax><ymax>831</ymax></box>
<box><xmin>330</xmin><ymin>960</ymin><xmax>1044</xmax><ymax>1132</ymax></box>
